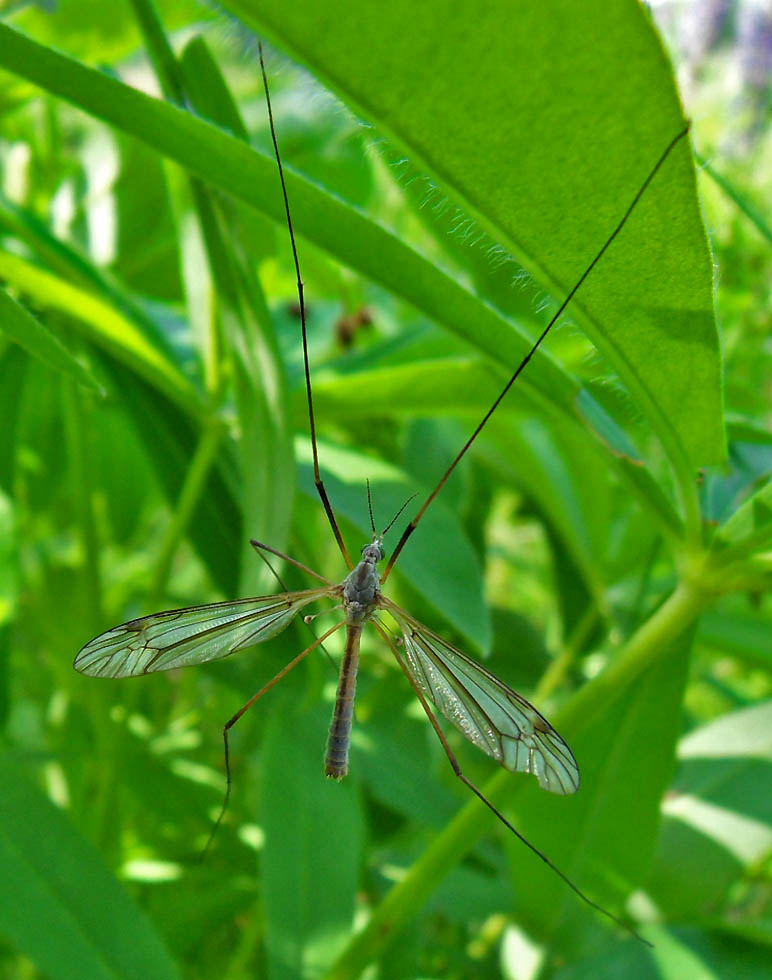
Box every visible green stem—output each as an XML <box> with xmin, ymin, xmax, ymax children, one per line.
<box><xmin>323</xmin><ymin>577</ymin><xmax>711</xmax><ymax>980</ymax></box>
<box><xmin>709</xmin><ymin>527</ymin><xmax>772</xmax><ymax>569</ymax></box>
<box><xmin>147</xmin><ymin>419</ymin><xmax>224</xmax><ymax>607</ymax></box>
<box><xmin>223</xmin><ymin>897</ymin><xmax>264</xmax><ymax>980</ymax></box>
<box><xmin>696</xmin><ymin>152</ymin><xmax>772</xmax><ymax>248</ymax></box>
<box><xmin>62</xmin><ymin>380</ymin><xmax>103</xmax><ymax>630</ymax></box>
<box><xmin>671</xmin><ymin>448</ymin><xmax>703</xmax><ymax>555</ymax></box>
<box><xmin>128</xmin><ymin>0</ymin><xmax>186</xmax><ymax>104</ymax></box>
<box><xmin>535</xmin><ymin>602</ymin><xmax>598</xmax><ymax>701</ymax></box>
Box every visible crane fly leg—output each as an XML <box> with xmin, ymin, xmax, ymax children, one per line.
<box><xmin>249</xmin><ymin>538</ymin><xmax>334</xmax><ymax>585</ymax></box>
<box><xmin>201</xmin><ymin>619</ymin><xmax>345</xmax><ymax>857</ymax></box>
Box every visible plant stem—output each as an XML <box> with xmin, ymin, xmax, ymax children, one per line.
<box><xmin>147</xmin><ymin>419</ymin><xmax>224</xmax><ymax>608</ymax></box>
<box><xmin>62</xmin><ymin>380</ymin><xmax>103</xmax><ymax>631</ymax></box>
<box><xmin>536</xmin><ymin>603</ymin><xmax>598</xmax><ymax>701</ymax></box>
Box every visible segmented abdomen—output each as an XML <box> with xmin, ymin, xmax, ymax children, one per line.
<box><xmin>324</xmin><ymin>626</ymin><xmax>361</xmax><ymax>780</ymax></box>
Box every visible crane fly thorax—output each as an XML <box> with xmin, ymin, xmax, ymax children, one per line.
<box><xmin>342</xmin><ymin>543</ymin><xmax>383</xmax><ymax>625</ymax></box>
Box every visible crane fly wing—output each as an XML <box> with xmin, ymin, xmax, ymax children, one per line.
<box><xmin>379</xmin><ymin>598</ymin><xmax>579</xmax><ymax>795</ymax></box>
<box><xmin>74</xmin><ymin>586</ymin><xmax>336</xmax><ymax>678</ymax></box>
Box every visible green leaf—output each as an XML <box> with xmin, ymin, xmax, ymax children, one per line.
<box><xmin>649</xmin><ymin>700</ymin><xmax>772</xmax><ymax>919</ymax></box>
<box><xmin>697</xmin><ymin>609</ymin><xmax>772</xmax><ymax>671</ymax></box>
<box><xmin>713</xmin><ymin>479</ymin><xmax>772</xmax><ymax>561</ymax></box>
<box><xmin>180</xmin><ymin>36</ymin><xmax>249</xmax><ymax>141</ymax></box>
<box><xmin>0</xmin><ymin>754</ymin><xmax>180</xmax><ymax>980</ymax></box>
<box><xmin>225</xmin><ymin>0</ymin><xmax>723</xmax><ymax>474</ymax></box>
<box><xmin>0</xmin><ymin>285</ymin><xmax>101</xmax><ymax>391</ymax></box>
<box><xmin>0</xmin><ymin>192</ymin><xmax>181</xmax><ymax>362</ymax></box>
<box><xmin>0</xmin><ymin>22</ymin><xmax>577</xmax><ymax>424</ymax></box>
<box><xmin>651</xmin><ymin>928</ymin><xmax>772</xmax><ymax>980</ymax></box>
<box><xmin>354</xmin><ymin>686</ymin><xmax>460</xmax><ymax>829</ymax></box>
<box><xmin>0</xmin><ymin>250</ymin><xmax>202</xmax><ymax>419</ymax></box>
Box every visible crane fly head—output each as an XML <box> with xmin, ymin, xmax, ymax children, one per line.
<box><xmin>361</xmin><ymin>536</ymin><xmax>384</xmax><ymax>564</ymax></box>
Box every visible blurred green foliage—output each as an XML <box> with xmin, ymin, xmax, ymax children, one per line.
<box><xmin>0</xmin><ymin>1</ymin><xmax>770</xmax><ymax>978</ymax></box>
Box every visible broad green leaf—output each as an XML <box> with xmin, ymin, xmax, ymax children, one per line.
<box><xmin>0</xmin><ymin>285</ymin><xmax>100</xmax><ymax>391</ymax></box>
<box><xmin>677</xmin><ymin>698</ymin><xmax>772</xmax><ymax>762</ymax></box>
<box><xmin>546</xmin><ymin>942</ymin><xmax>657</xmax><ymax>978</ymax></box>
<box><xmin>225</xmin><ymin>0</ymin><xmax>724</xmax><ymax>472</ymax></box>
<box><xmin>307</xmin><ymin>357</ymin><xmax>503</xmax><ymax>422</ymax></box>
<box><xmin>649</xmin><ymin>701</ymin><xmax>772</xmax><ymax>919</ymax></box>
<box><xmin>0</xmin><ymin>755</ymin><xmax>180</xmax><ymax>980</ymax></box>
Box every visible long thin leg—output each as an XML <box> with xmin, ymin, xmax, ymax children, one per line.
<box><xmin>251</xmin><ymin>538</ymin><xmax>292</xmax><ymax>594</ymax></box>
<box><xmin>257</xmin><ymin>40</ymin><xmax>353</xmax><ymax>570</ymax></box>
<box><xmin>250</xmin><ymin>538</ymin><xmax>334</xmax><ymax>585</ymax></box>
<box><xmin>381</xmin><ymin>125</ymin><xmax>690</xmax><ymax>582</ymax></box>
<box><xmin>201</xmin><ymin>620</ymin><xmax>345</xmax><ymax>857</ymax></box>
<box><xmin>249</xmin><ymin>538</ymin><xmax>340</xmax><ymax>670</ymax></box>
<box><xmin>373</xmin><ymin>621</ymin><xmax>651</xmax><ymax>946</ymax></box>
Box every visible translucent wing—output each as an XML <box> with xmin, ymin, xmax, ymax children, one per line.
<box><xmin>380</xmin><ymin>598</ymin><xmax>579</xmax><ymax>795</ymax></box>
<box><xmin>74</xmin><ymin>587</ymin><xmax>335</xmax><ymax>678</ymax></box>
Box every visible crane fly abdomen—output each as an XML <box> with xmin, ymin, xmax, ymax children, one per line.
<box><xmin>324</xmin><ymin>625</ymin><xmax>362</xmax><ymax>780</ymax></box>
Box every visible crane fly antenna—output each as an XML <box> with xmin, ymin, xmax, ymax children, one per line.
<box><xmin>257</xmin><ymin>39</ymin><xmax>353</xmax><ymax>570</ymax></box>
<box><xmin>366</xmin><ymin>479</ymin><xmax>376</xmax><ymax>537</ymax></box>
<box><xmin>381</xmin><ymin>124</ymin><xmax>691</xmax><ymax>583</ymax></box>
<box><xmin>368</xmin><ymin>481</ymin><xmax>418</xmax><ymax>540</ymax></box>
<box><xmin>381</xmin><ymin>492</ymin><xmax>419</xmax><ymax>538</ymax></box>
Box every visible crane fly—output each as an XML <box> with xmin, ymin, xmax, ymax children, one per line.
<box><xmin>74</xmin><ymin>39</ymin><xmax>690</xmax><ymax>943</ymax></box>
